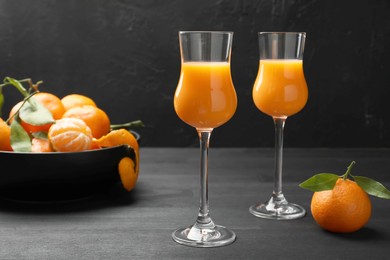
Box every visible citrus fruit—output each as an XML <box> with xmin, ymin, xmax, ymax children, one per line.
<box><xmin>33</xmin><ymin>92</ymin><xmax>66</xmax><ymax>119</ymax></box>
<box><xmin>61</xmin><ymin>94</ymin><xmax>97</xmax><ymax>111</ymax></box>
<box><xmin>311</xmin><ymin>178</ymin><xmax>372</xmax><ymax>233</ymax></box>
<box><xmin>62</xmin><ymin>105</ymin><xmax>111</xmax><ymax>139</ymax></box>
<box><xmin>0</xmin><ymin>118</ymin><xmax>12</xmax><ymax>151</ymax></box>
<box><xmin>9</xmin><ymin>92</ymin><xmax>65</xmax><ymax>133</ymax></box>
<box><xmin>48</xmin><ymin>117</ymin><xmax>93</xmax><ymax>152</ymax></box>
<box><xmin>95</xmin><ymin>128</ymin><xmax>140</xmax><ymax>191</ymax></box>
<box><xmin>31</xmin><ymin>137</ymin><xmax>54</xmax><ymax>152</ymax></box>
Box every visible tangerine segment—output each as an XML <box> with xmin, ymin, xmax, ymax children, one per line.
<box><xmin>61</xmin><ymin>94</ymin><xmax>97</xmax><ymax>111</ymax></box>
<box><xmin>62</xmin><ymin>105</ymin><xmax>111</xmax><ymax>139</ymax></box>
<box><xmin>311</xmin><ymin>178</ymin><xmax>372</xmax><ymax>233</ymax></box>
<box><xmin>48</xmin><ymin>118</ymin><xmax>93</xmax><ymax>152</ymax></box>
<box><xmin>0</xmin><ymin>118</ymin><xmax>12</xmax><ymax>151</ymax></box>
<box><xmin>118</xmin><ymin>157</ymin><xmax>138</xmax><ymax>191</ymax></box>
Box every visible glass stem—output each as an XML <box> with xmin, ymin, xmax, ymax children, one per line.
<box><xmin>273</xmin><ymin>117</ymin><xmax>287</xmax><ymax>199</ymax></box>
<box><xmin>196</xmin><ymin>128</ymin><xmax>214</xmax><ymax>228</ymax></box>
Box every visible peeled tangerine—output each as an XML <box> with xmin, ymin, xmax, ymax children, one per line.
<box><xmin>48</xmin><ymin>117</ymin><xmax>93</xmax><ymax>152</ymax></box>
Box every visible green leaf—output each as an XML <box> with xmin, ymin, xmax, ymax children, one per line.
<box><xmin>299</xmin><ymin>173</ymin><xmax>339</xmax><ymax>192</ymax></box>
<box><xmin>4</xmin><ymin>77</ymin><xmax>29</xmax><ymax>97</ymax></box>
<box><xmin>10</xmin><ymin>116</ymin><xmax>32</xmax><ymax>152</ymax></box>
<box><xmin>19</xmin><ymin>97</ymin><xmax>55</xmax><ymax>126</ymax></box>
<box><xmin>32</xmin><ymin>131</ymin><xmax>48</xmax><ymax>139</ymax></box>
<box><xmin>353</xmin><ymin>175</ymin><xmax>390</xmax><ymax>199</ymax></box>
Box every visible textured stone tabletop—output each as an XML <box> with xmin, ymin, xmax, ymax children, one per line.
<box><xmin>0</xmin><ymin>148</ymin><xmax>389</xmax><ymax>259</ymax></box>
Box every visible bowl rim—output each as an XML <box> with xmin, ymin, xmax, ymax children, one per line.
<box><xmin>0</xmin><ymin>144</ymin><xmax>129</xmax><ymax>155</ymax></box>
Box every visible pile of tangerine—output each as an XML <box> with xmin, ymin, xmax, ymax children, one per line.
<box><xmin>0</xmin><ymin>93</ymin><xmax>139</xmax><ymax>191</ymax></box>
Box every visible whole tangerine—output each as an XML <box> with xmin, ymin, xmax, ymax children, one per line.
<box><xmin>0</xmin><ymin>118</ymin><xmax>12</xmax><ymax>151</ymax></box>
<box><xmin>9</xmin><ymin>92</ymin><xmax>65</xmax><ymax>133</ymax></box>
<box><xmin>311</xmin><ymin>178</ymin><xmax>372</xmax><ymax>233</ymax></box>
<box><xmin>62</xmin><ymin>105</ymin><xmax>111</xmax><ymax>139</ymax></box>
<box><xmin>61</xmin><ymin>93</ymin><xmax>97</xmax><ymax>111</ymax></box>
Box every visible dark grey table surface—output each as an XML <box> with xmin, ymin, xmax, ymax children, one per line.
<box><xmin>0</xmin><ymin>148</ymin><xmax>389</xmax><ymax>259</ymax></box>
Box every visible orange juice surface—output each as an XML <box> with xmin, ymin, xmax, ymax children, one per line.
<box><xmin>174</xmin><ymin>62</ymin><xmax>237</xmax><ymax>129</ymax></box>
<box><xmin>252</xmin><ymin>60</ymin><xmax>308</xmax><ymax>117</ymax></box>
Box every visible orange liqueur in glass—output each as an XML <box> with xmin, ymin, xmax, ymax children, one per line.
<box><xmin>252</xmin><ymin>59</ymin><xmax>308</xmax><ymax>118</ymax></box>
<box><xmin>174</xmin><ymin>62</ymin><xmax>237</xmax><ymax>129</ymax></box>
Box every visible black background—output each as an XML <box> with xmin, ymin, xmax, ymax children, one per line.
<box><xmin>0</xmin><ymin>0</ymin><xmax>389</xmax><ymax>147</ymax></box>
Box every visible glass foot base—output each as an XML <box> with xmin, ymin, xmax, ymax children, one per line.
<box><xmin>172</xmin><ymin>224</ymin><xmax>236</xmax><ymax>248</ymax></box>
<box><xmin>249</xmin><ymin>195</ymin><xmax>306</xmax><ymax>220</ymax></box>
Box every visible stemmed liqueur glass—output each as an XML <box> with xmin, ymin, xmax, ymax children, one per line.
<box><xmin>249</xmin><ymin>32</ymin><xmax>308</xmax><ymax>220</ymax></box>
<box><xmin>172</xmin><ymin>31</ymin><xmax>237</xmax><ymax>247</ymax></box>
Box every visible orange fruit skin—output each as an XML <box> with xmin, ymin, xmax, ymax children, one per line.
<box><xmin>61</xmin><ymin>94</ymin><xmax>97</xmax><ymax>111</ymax></box>
<box><xmin>62</xmin><ymin>105</ymin><xmax>111</xmax><ymax>139</ymax></box>
<box><xmin>311</xmin><ymin>178</ymin><xmax>372</xmax><ymax>233</ymax></box>
<box><xmin>9</xmin><ymin>101</ymin><xmax>51</xmax><ymax>132</ymax></box>
<box><xmin>96</xmin><ymin>129</ymin><xmax>140</xmax><ymax>191</ymax></box>
<box><xmin>118</xmin><ymin>157</ymin><xmax>138</xmax><ymax>192</ymax></box>
<box><xmin>34</xmin><ymin>92</ymin><xmax>66</xmax><ymax>120</ymax></box>
<box><xmin>31</xmin><ymin>138</ymin><xmax>54</xmax><ymax>153</ymax></box>
<box><xmin>95</xmin><ymin>128</ymin><xmax>139</xmax><ymax>151</ymax></box>
<box><xmin>0</xmin><ymin>118</ymin><xmax>12</xmax><ymax>151</ymax></box>
<box><xmin>9</xmin><ymin>92</ymin><xmax>65</xmax><ymax>133</ymax></box>
<box><xmin>48</xmin><ymin>118</ymin><xmax>93</xmax><ymax>152</ymax></box>
<box><xmin>95</xmin><ymin>128</ymin><xmax>139</xmax><ymax>173</ymax></box>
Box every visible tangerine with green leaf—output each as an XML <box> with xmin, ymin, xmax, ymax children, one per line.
<box><xmin>9</xmin><ymin>92</ymin><xmax>64</xmax><ymax>133</ymax></box>
<box><xmin>300</xmin><ymin>161</ymin><xmax>390</xmax><ymax>233</ymax></box>
<box><xmin>311</xmin><ymin>178</ymin><xmax>371</xmax><ymax>233</ymax></box>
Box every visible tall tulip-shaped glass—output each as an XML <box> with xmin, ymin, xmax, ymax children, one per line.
<box><xmin>249</xmin><ymin>32</ymin><xmax>308</xmax><ymax>220</ymax></box>
<box><xmin>172</xmin><ymin>31</ymin><xmax>237</xmax><ymax>247</ymax></box>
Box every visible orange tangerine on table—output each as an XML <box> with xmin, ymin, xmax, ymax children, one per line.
<box><xmin>48</xmin><ymin>117</ymin><xmax>93</xmax><ymax>152</ymax></box>
<box><xmin>311</xmin><ymin>178</ymin><xmax>372</xmax><ymax>233</ymax></box>
<box><xmin>95</xmin><ymin>128</ymin><xmax>140</xmax><ymax>191</ymax></box>
<box><xmin>0</xmin><ymin>118</ymin><xmax>12</xmax><ymax>151</ymax></box>
<box><xmin>61</xmin><ymin>93</ymin><xmax>97</xmax><ymax>111</ymax></box>
<box><xmin>62</xmin><ymin>105</ymin><xmax>111</xmax><ymax>139</ymax></box>
<box><xmin>9</xmin><ymin>92</ymin><xmax>65</xmax><ymax>133</ymax></box>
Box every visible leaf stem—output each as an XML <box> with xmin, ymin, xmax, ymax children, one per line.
<box><xmin>342</xmin><ymin>161</ymin><xmax>356</xmax><ymax>180</ymax></box>
<box><xmin>110</xmin><ymin>120</ymin><xmax>145</xmax><ymax>130</ymax></box>
<box><xmin>1</xmin><ymin>78</ymin><xmax>32</xmax><ymax>97</ymax></box>
<box><xmin>5</xmin><ymin>92</ymin><xmax>38</xmax><ymax>124</ymax></box>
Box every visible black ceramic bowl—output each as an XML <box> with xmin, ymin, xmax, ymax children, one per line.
<box><xmin>0</xmin><ymin>136</ymin><xmax>138</xmax><ymax>203</ymax></box>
